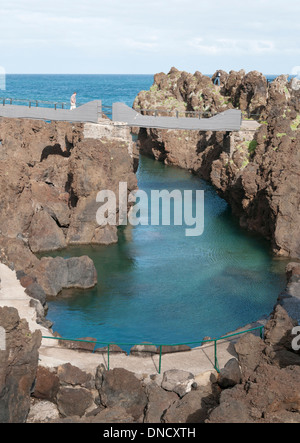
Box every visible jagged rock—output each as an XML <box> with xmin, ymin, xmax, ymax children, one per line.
<box><xmin>218</xmin><ymin>358</ymin><xmax>242</xmax><ymax>389</ymax></box>
<box><xmin>0</xmin><ymin>236</ymin><xmax>39</xmax><ymax>273</ymax></box>
<box><xmin>57</xmin><ymin>363</ymin><xmax>94</xmax><ymax>389</ymax></box>
<box><xmin>264</xmin><ymin>304</ymin><xmax>298</xmax><ymax>350</ymax></box>
<box><xmin>163</xmin><ymin>388</ymin><xmax>218</xmax><ymax>423</ymax></box>
<box><xmin>27</xmin><ymin>400</ymin><xmax>60</xmax><ymax>423</ymax></box>
<box><xmin>144</xmin><ymin>382</ymin><xmax>178</xmax><ymax>423</ymax></box>
<box><xmin>56</xmin><ymin>386</ymin><xmax>94</xmax><ymax>418</ymax></box>
<box><xmin>208</xmin><ymin>395</ymin><xmax>253</xmax><ymax>423</ymax></box>
<box><xmin>0</xmin><ymin>118</ymin><xmax>137</xmax><ymax>257</ymax></box>
<box><xmin>234</xmin><ymin>334</ymin><xmax>266</xmax><ymax>378</ymax></box>
<box><xmin>28</xmin><ymin>210</ymin><xmax>67</xmax><ymax>252</ymax></box>
<box><xmin>32</xmin><ymin>366</ymin><xmax>60</xmax><ymax>402</ymax></box>
<box><xmin>0</xmin><ymin>307</ymin><xmax>41</xmax><ymax>423</ymax></box>
<box><xmin>25</xmin><ymin>282</ymin><xmax>47</xmax><ymax>306</ymax></box>
<box><xmin>96</xmin><ymin>367</ymin><xmax>148</xmax><ymax>421</ymax></box>
<box><xmin>30</xmin><ymin>256</ymin><xmax>97</xmax><ymax>296</ymax></box>
<box><xmin>134</xmin><ymin>68</ymin><xmax>300</xmax><ymax>259</ymax></box>
<box><xmin>29</xmin><ymin>298</ymin><xmax>51</xmax><ymax>328</ymax></box>
<box><xmin>161</xmin><ymin>369</ymin><xmax>195</xmax><ymax>398</ymax></box>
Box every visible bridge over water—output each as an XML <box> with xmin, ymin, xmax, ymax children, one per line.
<box><xmin>0</xmin><ymin>98</ymin><xmax>243</xmax><ymax>132</ymax></box>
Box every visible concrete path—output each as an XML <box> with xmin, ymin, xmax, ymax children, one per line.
<box><xmin>0</xmin><ymin>100</ymin><xmax>102</xmax><ymax>123</ymax></box>
<box><xmin>112</xmin><ymin>103</ymin><xmax>242</xmax><ymax>132</ymax></box>
<box><xmin>241</xmin><ymin>120</ymin><xmax>261</xmax><ymax>131</ymax></box>
<box><xmin>0</xmin><ymin>263</ymin><xmax>263</xmax><ymax>379</ymax></box>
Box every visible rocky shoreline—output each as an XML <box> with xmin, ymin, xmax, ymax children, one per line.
<box><xmin>0</xmin><ymin>261</ymin><xmax>299</xmax><ymax>423</ymax></box>
<box><xmin>134</xmin><ymin>67</ymin><xmax>300</xmax><ymax>258</ymax></box>
<box><xmin>0</xmin><ymin>69</ymin><xmax>299</xmax><ymax>423</ymax></box>
<box><xmin>0</xmin><ymin>117</ymin><xmax>137</xmax><ymax>302</ymax></box>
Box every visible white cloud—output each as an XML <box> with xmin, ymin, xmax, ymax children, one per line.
<box><xmin>1</xmin><ymin>0</ymin><xmax>300</xmax><ymax>73</ymax></box>
<box><xmin>189</xmin><ymin>38</ymin><xmax>276</xmax><ymax>55</ymax></box>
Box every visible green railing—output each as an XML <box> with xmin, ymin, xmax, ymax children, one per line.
<box><xmin>42</xmin><ymin>325</ymin><xmax>264</xmax><ymax>374</ymax></box>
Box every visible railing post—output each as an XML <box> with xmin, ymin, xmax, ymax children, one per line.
<box><xmin>214</xmin><ymin>339</ymin><xmax>220</xmax><ymax>373</ymax></box>
<box><xmin>107</xmin><ymin>343</ymin><xmax>110</xmax><ymax>371</ymax></box>
<box><xmin>158</xmin><ymin>345</ymin><xmax>162</xmax><ymax>374</ymax></box>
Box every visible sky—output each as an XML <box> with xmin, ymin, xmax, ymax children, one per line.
<box><xmin>1</xmin><ymin>0</ymin><xmax>300</xmax><ymax>75</ymax></box>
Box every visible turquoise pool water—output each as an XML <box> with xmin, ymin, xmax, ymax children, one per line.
<box><xmin>46</xmin><ymin>155</ymin><xmax>287</xmax><ymax>347</ymax></box>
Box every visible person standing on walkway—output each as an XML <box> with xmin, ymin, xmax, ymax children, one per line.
<box><xmin>70</xmin><ymin>92</ymin><xmax>77</xmax><ymax>110</ymax></box>
<box><xmin>214</xmin><ymin>72</ymin><xmax>221</xmax><ymax>86</ymax></box>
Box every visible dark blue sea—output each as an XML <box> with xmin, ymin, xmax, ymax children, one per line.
<box><xmin>2</xmin><ymin>74</ymin><xmax>288</xmax><ymax>347</ymax></box>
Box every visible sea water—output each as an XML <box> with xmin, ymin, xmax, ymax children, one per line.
<box><xmin>4</xmin><ymin>74</ymin><xmax>288</xmax><ymax>347</ymax></box>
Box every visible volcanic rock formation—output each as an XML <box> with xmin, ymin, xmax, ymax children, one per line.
<box><xmin>134</xmin><ymin>68</ymin><xmax>300</xmax><ymax>258</ymax></box>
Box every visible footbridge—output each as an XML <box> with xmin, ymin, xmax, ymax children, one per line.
<box><xmin>0</xmin><ymin>98</ymin><xmax>242</xmax><ymax>131</ymax></box>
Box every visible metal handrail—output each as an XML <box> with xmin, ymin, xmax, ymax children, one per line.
<box><xmin>42</xmin><ymin>325</ymin><xmax>264</xmax><ymax>374</ymax></box>
<box><xmin>138</xmin><ymin>108</ymin><xmax>216</xmax><ymax>119</ymax></box>
<box><xmin>0</xmin><ymin>97</ymin><xmax>84</xmax><ymax>110</ymax></box>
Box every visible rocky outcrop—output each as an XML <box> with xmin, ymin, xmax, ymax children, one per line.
<box><xmin>0</xmin><ymin>118</ymin><xmax>137</xmax><ymax>250</ymax></box>
<box><xmin>0</xmin><ymin>117</ymin><xmax>138</xmax><ymax>296</ymax></box>
<box><xmin>28</xmin><ymin>363</ymin><xmax>219</xmax><ymax>423</ymax></box>
<box><xmin>210</xmin><ymin>116</ymin><xmax>300</xmax><ymax>258</ymax></box>
<box><xmin>30</xmin><ymin>256</ymin><xmax>97</xmax><ymax>296</ymax></box>
<box><xmin>134</xmin><ymin>68</ymin><xmax>300</xmax><ymax>258</ymax></box>
<box><xmin>208</xmin><ymin>303</ymin><xmax>300</xmax><ymax>423</ymax></box>
<box><xmin>0</xmin><ymin>307</ymin><xmax>41</xmax><ymax>423</ymax></box>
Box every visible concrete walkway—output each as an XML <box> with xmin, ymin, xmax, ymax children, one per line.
<box><xmin>0</xmin><ymin>263</ymin><xmax>263</xmax><ymax>379</ymax></box>
<box><xmin>112</xmin><ymin>103</ymin><xmax>242</xmax><ymax>132</ymax></box>
<box><xmin>0</xmin><ymin>100</ymin><xmax>102</xmax><ymax>123</ymax></box>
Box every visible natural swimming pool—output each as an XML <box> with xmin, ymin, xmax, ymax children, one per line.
<box><xmin>46</xmin><ymin>154</ymin><xmax>287</xmax><ymax>347</ymax></box>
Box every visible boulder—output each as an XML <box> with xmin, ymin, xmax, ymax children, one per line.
<box><xmin>57</xmin><ymin>363</ymin><xmax>94</xmax><ymax>389</ymax></box>
<box><xmin>130</xmin><ymin>343</ymin><xmax>157</xmax><ymax>357</ymax></box>
<box><xmin>96</xmin><ymin>367</ymin><xmax>148</xmax><ymax>421</ymax></box>
<box><xmin>0</xmin><ymin>307</ymin><xmax>41</xmax><ymax>423</ymax></box>
<box><xmin>56</xmin><ymin>386</ymin><xmax>94</xmax><ymax>418</ymax></box>
<box><xmin>208</xmin><ymin>397</ymin><xmax>253</xmax><ymax>423</ymax></box>
<box><xmin>234</xmin><ymin>333</ymin><xmax>266</xmax><ymax>378</ymax></box>
<box><xmin>156</xmin><ymin>345</ymin><xmax>191</xmax><ymax>354</ymax></box>
<box><xmin>264</xmin><ymin>305</ymin><xmax>298</xmax><ymax>351</ymax></box>
<box><xmin>218</xmin><ymin>358</ymin><xmax>242</xmax><ymax>389</ymax></box>
<box><xmin>32</xmin><ymin>366</ymin><xmax>59</xmax><ymax>402</ymax></box>
<box><xmin>28</xmin><ymin>210</ymin><xmax>67</xmax><ymax>253</ymax></box>
<box><xmin>27</xmin><ymin>400</ymin><xmax>60</xmax><ymax>423</ymax></box>
<box><xmin>163</xmin><ymin>389</ymin><xmax>218</xmax><ymax>423</ymax></box>
<box><xmin>0</xmin><ymin>236</ymin><xmax>39</xmax><ymax>273</ymax></box>
<box><xmin>161</xmin><ymin>369</ymin><xmax>195</xmax><ymax>398</ymax></box>
<box><xmin>31</xmin><ymin>256</ymin><xmax>97</xmax><ymax>296</ymax></box>
<box><xmin>144</xmin><ymin>382</ymin><xmax>178</xmax><ymax>423</ymax></box>
<box><xmin>25</xmin><ymin>282</ymin><xmax>47</xmax><ymax>306</ymax></box>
